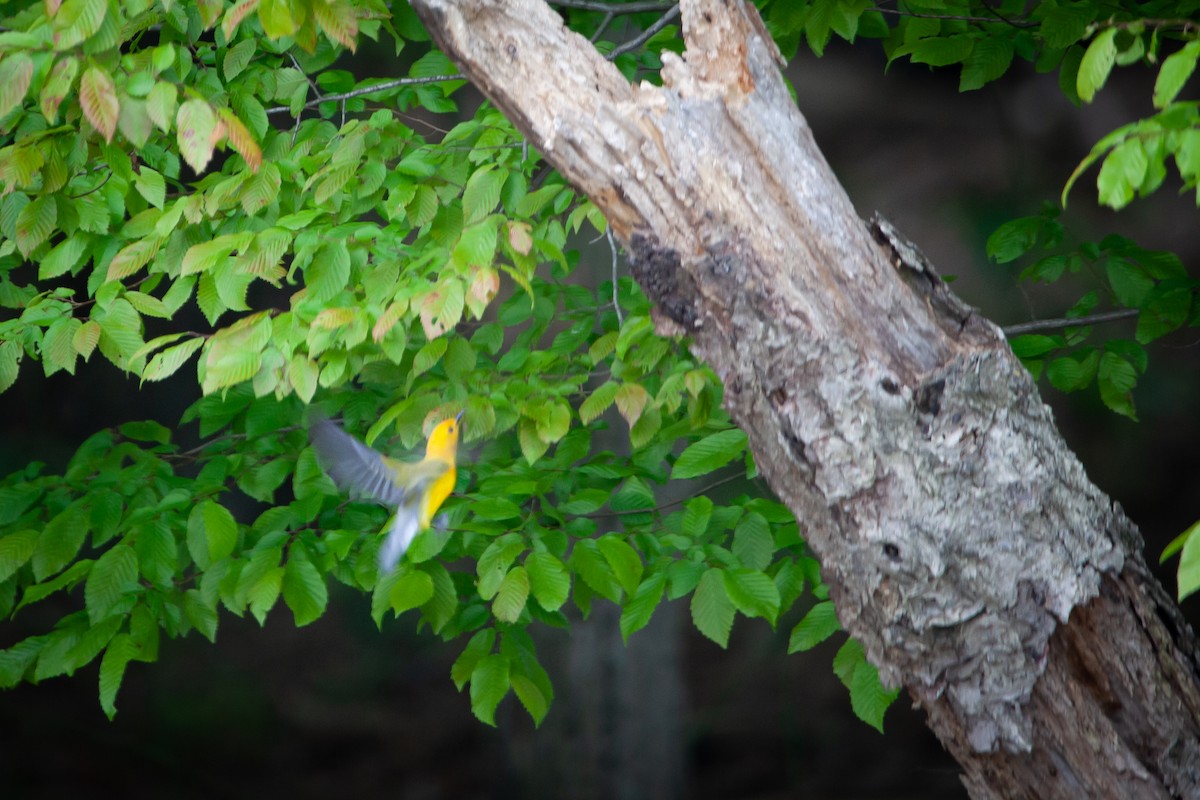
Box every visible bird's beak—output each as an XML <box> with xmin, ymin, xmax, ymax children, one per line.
<box><xmin>455</xmin><ymin>410</ymin><xmax>465</xmax><ymax>426</ymax></box>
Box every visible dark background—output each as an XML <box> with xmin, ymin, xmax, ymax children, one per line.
<box><xmin>3</xmin><ymin>32</ymin><xmax>1199</xmax><ymax>800</ymax></box>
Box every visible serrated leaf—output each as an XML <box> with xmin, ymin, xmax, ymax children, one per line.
<box><xmin>620</xmin><ymin>572</ymin><xmax>665</xmax><ymax>642</ymax></box>
<box><xmin>84</xmin><ymin>544</ymin><xmax>138</xmax><ymax>623</ymax></box>
<box><xmin>834</xmin><ymin>638</ymin><xmax>899</xmax><ymax>733</ymax></box>
<box><xmin>80</xmin><ymin>65</ymin><xmax>119</xmax><ymax>142</ymax></box>
<box><xmin>525</xmin><ymin>551</ymin><xmax>570</xmax><ymax>611</ymax></box>
<box><xmin>733</xmin><ymin>511</ymin><xmax>773</xmax><ymax>570</ymax></box>
<box><xmin>597</xmin><ymin>536</ymin><xmax>642</xmax><ymax>596</ymax></box>
<box><xmin>722</xmin><ymin>567</ymin><xmax>781</xmax><ymax>623</ymax></box>
<box><xmin>451</xmin><ymin>628</ymin><xmax>495</xmax><ymax>690</ymax></box>
<box><xmin>673</xmin><ymin>428</ymin><xmax>748</xmax><ymax>480</ymax></box>
<box><xmin>177</xmin><ymin>99</ymin><xmax>217</xmax><ymax>173</ymax></box>
<box><xmin>492</xmin><ymin>565</ymin><xmax>529</xmax><ymax>623</ymax></box>
<box><xmin>579</xmin><ymin>380</ymin><xmax>619</xmax><ymax>424</ymax></box>
<box><xmin>1077</xmin><ymin>27</ymin><xmax>1117</xmax><ymax>103</ymax></box>
<box><xmin>463</xmin><ymin>166</ymin><xmax>504</xmax><ymax>224</ymax></box>
<box><xmin>614</xmin><ymin>382</ymin><xmax>649</xmax><ymax>428</ymax></box>
<box><xmin>0</xmin><ymin>52</ymin><xmax>34</xmax><ymax>120</ymax></box>
<box><xmin>787</xmin><ymin>600</ymin><xmax>841</xmax><ymax>653</ymax></box>
<box><xmin>282</xmin><ymin>551</ymin><xmax>327</xmax><ymax>626</ymax></box>
<box><xmin>99</xmin><ymin>634</ymin><xmax>138</xmax><ymax>719</ymax></box>
<box><xmin>0</xmin><ymin>529</ymin><xmax>38</xmax><ymax>583</ymax></box>
<box><xmin>691</xmin><ymin>568</ymin><xmax>734</xmax><ymax>648</ymax></box>
<box><xmin>959</xmin><ymin>36</ymin><xmax>1013</xmax><ymax>91</ymax></box>
<box><xmin>469</xmin><ymin>653</ymin><xmax>510</xmax><ymax>726</ymax></box>
<box><xmin>33</xmin><ymin>502</ymin><xmax>88</xmax><ymax>581</ymax></box>
<box><xmin>142</xmin><ymin>337</ymin><xmax>204</xmax><ymax>383</ymax></box>
<box><xmin>15</xmin><ymin>195</ymin><xmax>56</xmax><ymax>258</ymax></box>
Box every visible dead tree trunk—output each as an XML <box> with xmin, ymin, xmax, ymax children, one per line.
<box><xmin>410</xmin><ymin>0</ymin><xmax>1200</xmax><ymax>796</ymax></box>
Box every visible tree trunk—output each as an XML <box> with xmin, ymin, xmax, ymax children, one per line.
<box><xmin>409</xmin><ymin>0</ymin><xmax>1200</xmax><ymax>796</ymax></box>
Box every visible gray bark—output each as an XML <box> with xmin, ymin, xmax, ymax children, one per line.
<box><xmin>409</xmin><ymin>0</ymin><xmax>1200</xmax><ymax>796</ymax></box>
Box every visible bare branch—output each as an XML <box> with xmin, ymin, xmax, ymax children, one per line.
<box><xmin>265</xmin><ymin>74</ymin><xmax>464</xmax><ymax>116</ymax></box>
<box><xmin>608</xmin><ymin>3</ymin><xmax>681</xmax><ymax>59</ymax></box>
<box><xmin>1002</xmin><ymin>309</ymin><xmax>1138</xmax><ymax>336</ymax></box>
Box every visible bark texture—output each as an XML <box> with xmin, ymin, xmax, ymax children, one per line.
<box><xmin>410</xmin><ymin>0</ymin><xmax>1200</xmax><ymax>796</ymax></box>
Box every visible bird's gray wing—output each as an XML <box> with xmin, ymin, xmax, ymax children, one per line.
<box><xmin>308</xmin><ymin>418</ymin><xmax>409</xmax><ymax>507</ymax></box>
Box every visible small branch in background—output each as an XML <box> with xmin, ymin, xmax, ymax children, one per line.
<box><xmin>265</xmin><ymin>74</ymin><xmax>463</xmax><ymax>116</ymax></box>
<box><xmin>607</xmin><ymin>227</ymin><xmax>623</xmax><ymax>325</ymax></box>
<box><xmin>1002</xmin><ymin>308</ymin><xmax>1139</xmax><ymax>337</ymax></box>
<box><xmin>550</xmin><ymin>0</ymin><xmax>676</xmax><ymax>12</ymax></box>
<box><xmin>607</xmin><ymin>3</ymin><xmax>681</xmax><ymax>60</ymax></box>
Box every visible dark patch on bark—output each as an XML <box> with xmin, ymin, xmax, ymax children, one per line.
<box><xmin>628</xmin><ymin>233</ymin><xmax>700</xmax><ymax>330</ymax></box>
<box><xmin>915</xmin><ymin>378</ymin><xmax>945</xmax><ymax>417</ymax></box>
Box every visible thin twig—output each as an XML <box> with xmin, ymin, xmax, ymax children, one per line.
<box><xmin>1002</xmin><ymin>308</ymin><xmax>1138</xmax><ymax>336</ymax></box>
<box><xmin>265</xmin><ymin>74</ymin><xmax>463</xmax><ymax>116</ymax></box>
<box><xmin>606</xmin><ymin>228</ymin><xmax>623</xmax><ymax>325</ymax></box>
<box><xmin>585</xmin><ymin>471</ymin><xmax>747</xmax><ymax>519</ymax></box>
<box><xmin>551</xmin><ymin>0</ymin><xmax>676</xmax><ymax>12</ymax></box>
<box><xmin>872</xmin><ymin>6</ymin><xmax>1037</xmax><ymax>27</ymax></box>
<box><xmin>608</xmin><ymin>4</ymin><xmax>681</xmax><ymax>60</ymax></box>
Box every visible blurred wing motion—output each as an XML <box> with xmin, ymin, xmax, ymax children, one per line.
<box><xmin>309</xmin><ymin>417</ymin><xmax>452</xmax><ymax>573</ymax></box>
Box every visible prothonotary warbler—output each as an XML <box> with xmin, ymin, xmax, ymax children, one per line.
<box><xmin>309</xmin><ymin>412</ymin><xmax>462</xmax><ymax>573</ymax></box>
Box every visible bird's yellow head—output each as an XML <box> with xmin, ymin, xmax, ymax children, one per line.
<box><xmin>425</xmin><ymin>411</ymin><xmax>463</xmax><ymax>461</ymax></box>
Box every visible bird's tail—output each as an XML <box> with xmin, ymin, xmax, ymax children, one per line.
<box><xmin>379</xmin><ymin>506</ymin><xmax>421</xmax><ymax>574</ymax></box>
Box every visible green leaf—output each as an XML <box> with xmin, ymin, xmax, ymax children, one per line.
<box><xmin>469</xmin><ymin>653</ymin><xmax>511</xmax><ymax>726</ymax></box>
<box><xmin>1097</xmin><ymin>351</ymin><xmax>1138</xmax><ymax>419</ymax></box>
<box><xmin>177</xmin><ymin>99</ymin><xmax>217</xmax><ymax>173</ymax></box>
<box><xmin>526</xmin><ymin>551</ymin><xmax>570</xmax><ymax>611</ymax></box>
<box><xmin>201</xmin><ymin>500</ymin><xmax>238</xmax><ymax>564</ymax></box>
<box><xmin>1154</xmin><ymin>41</ymin><xmax>1200</xmax><ymax>109</ymax></box>
<box><xmin>84</xmin><ymin>544</ymin><xmax>138</xmax><ymax>623</ymax></box>
<box><xmin>1077</xmin><ymin>27</ymin><xmax>1117</xmax><ymax>103</ymax></box>
<box><xmin>673</xmin><ymin>428</ymin><xmax>747</xmax><ymax>479</ymax></box>
<box><xmin>788</xmin><ymin>600</ymin><xmax>841</xmax><ymax>652</ymax></box>
<box><xmin>1105</xmin><ymin>256</ymin><xmax>1153</xmax><ymax>308</ymax></box>
<box><xmin>620</xmin><ymin>571</ymin><xmax>666</xmax><ymax>642</ymax></box>
<box><xmin>390</xmin><ymin>570</ymin><xmax>435</xmax><ymax>616</ymax></box>
<box><xmin>142</xmin><ymin>337</ymin><xmax>204</xmax><ymax>383</ymax></box>
<box><xmin>0</xmin><ymin>52</ymin><xmax>34</xmax><ymax>120</ymax></box>
<box><xmin>834</xmin><ymin>638</ymin><xmax>899</xmax><ymax>733</ymax></box>
<box><xmin>283</xmin><ymin>551</ymin><xmax>328</xmax><ymax>626</ymax></box>
<box><xmin>569</xmin><ymin>539</ymin><xmax>621</xmax><ymax>602</ymax></box>
<box><xmin>580</xmin><ymin>380</ymin><xmax>619</xmax><ymax>424</ymax></box>
<box><xmin>451</xmin><ymin>628</ymin><xmax>495</xmax><ymax>690</ymax></box>
<box><xmin>733</xmin><ymin>512</ymin><xmax>773</xmax><ymax>570</ymax></box>
<box><xmin>690</xmin><ymin>568</ymin><xmax>735</xmax><ymax>648</ymax></box>
<box><xmin>33</xmin><ymin>502</ymin><xmax>89</xmax><ymax>581</ymax></box>
<box><xmin>958</xmin><ymin>36</ymin><xmax>1014</xmax><ymax>91</ymax></box>
<box><xmin>1177</xmin><ymin>520</ymin><xmax>1200</xmax><ymax>601</ymax></box>
<box><xmin>1097</xmin><ymin>139</ymin><xmax>1147</xmax><ymax>209</ymax></box>
<box><xmin>986</xmin><ymin>215</ymin><xmax>1042</xmax><ymax>264</ymax></box>
<box><xmin>0</xmin><ymin>529</ymin><xmax>38</xmax><ymax>583</ymax></box>
<box><xmin>492</xmin><ymin>565</ymin><xmax>530</xmax><ymax>623</ymax></box>
<box><xmin>722</xmin><ymin>567</ymin><xmax>781</xmax><ymax>623</ymax></box>
<box><xmin>597</xmin><ymin>535</ymin><xmax>643</xmax><ymax>595</ymax></box>
<box><xmin>681</xmin><ymin>496</ymin><xmax>713</xmax><ymax>538</ymax></box>
<box><xmin>99</xmin><ymin>633</ymin><xmax>139</xmax><ymax>719</ymax></box>
<box><xmin>463</xmin><ymin>166</ymin><xmax>505</xmax><ymax>224</ymax></box>
<box><xmin>907</xmin><ymin>35</ymin><xmax>973</xmax><ymax>67</ymax></box>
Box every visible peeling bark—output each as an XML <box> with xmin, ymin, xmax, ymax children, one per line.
<box><xmin>410</xmin><ymin>0</ymin><xmax>1200</xmax><ymax>796</ymax></box>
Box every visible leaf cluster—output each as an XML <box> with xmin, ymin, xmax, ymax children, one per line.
<box><xmin>0</xmin><ymin>0</ymin><xmax>897</xmax><ymax>733</ymax></box>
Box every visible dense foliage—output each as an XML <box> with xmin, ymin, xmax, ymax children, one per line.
<box><xmin>0</xmin><ymin>0</ymin><xmax>1197</xmax><ymax>735</ymax></box>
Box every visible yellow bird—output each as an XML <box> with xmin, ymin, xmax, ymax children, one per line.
<box><xmin>309</xmin><ymin>412</ymin><xmax>463</xmax><ymax>574</ymax></box>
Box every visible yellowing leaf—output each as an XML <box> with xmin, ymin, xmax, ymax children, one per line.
<box><xmin>177</xmin><ymin>99</ymin><xmax>218</xmax><ymax>173</ymax></box>
<box><xmin>507</xmin><ymin>221</ymin><xmax>533</xmax><ymax>255</ymax></box>
<box><xmin>372</xmin><ymin>299</ymin><xmax>408</xmax><ymax>343</ymax></box>
<box><xmin>40</xmin><ymin>57</ymin><xmax>78</xmax><ymax>122</ymax></box>
<box><xmin>222</xmin><ymin>0</ymin><xmax>261</xmax><ymax>40</ymax></box>
<box><xmin>218</xmin><ymin>108</ymin><xmax>262</xmax><ymax>173</ymax></box>
<box><xmin>106</xmin><ymin>238</ymin><xmax>161</xmax><ymax>281</ymax></box>
<box><xmin>79</xmin><ymin>65</ymin><xmax>119</xmax><ymax>142</ymax></box>
<box><xmin>0</xmin><ymin>52</ymin><xmax>35</xmax><ymax>120</ymax></box>
<box><xmin>312</xmin><ymin>0</ymin><xmax>358</xmax><ymax>51</ymax></box>
<box><xmin>615</xmin><ymin>382</ymin><xmax>649</xmax><ymax>428</ymax></box>
<box><xmin>466</xmin><ymin>266</ymin><xmax>499</xmax><ymax>318</ymax></box>
<box><xmin>15</xmin><ymin>195</ymin><xmax>57</xmax><ymax>257</ymax></box>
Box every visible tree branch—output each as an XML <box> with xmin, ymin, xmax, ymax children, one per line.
<box><xmin>1002</xmin><ymin>309</ymin><xmax>1139</xmax><ymax>336</ymax></box>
